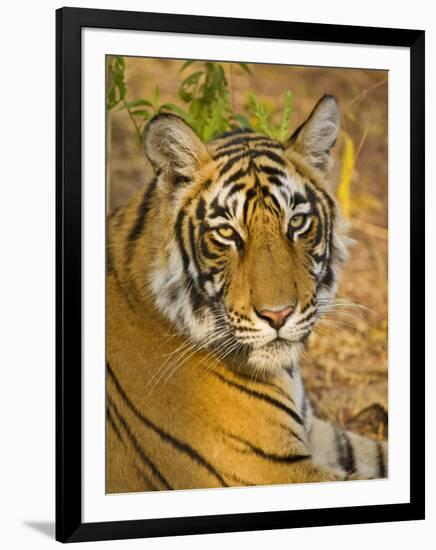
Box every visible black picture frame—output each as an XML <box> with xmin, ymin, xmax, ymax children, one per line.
<box><xmin>56</xmin><ymin>6</ymin><xmax>425</xmax><ymax>543</ymax></box>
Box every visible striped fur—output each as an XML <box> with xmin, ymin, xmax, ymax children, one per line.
<box><xmin>107</xmin><ymin>96</ymin><xmax>387</xmax><ymax>492</ymax></box>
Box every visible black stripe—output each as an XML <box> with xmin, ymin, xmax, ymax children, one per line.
<box><xmin>269</xmin><ymin>420</ymin><xmax>306</xmax><ymax>445</ymax></box>
<box><xmin>218</xmin><ymin>153</ymin><xmax>248</xmax><ymax>177</ymax></box>
<box><xmin>334</xmin><ymin>427</ymin><xmax>345</xmax><ymax>469</ymax></box>
<box><xmin>311</xmin><ymin>217</ymin><xmax>324</xmax><ymax>249</ymax></box>
<box><xmin>107</xmin><ymin>406</ymin><xmax>124</xmax><ymax>445</ymax></box>
<box><xmin>211</xmin><ymin>371</ymin><xmax>303</xmax><ymax>426</ymax></box>
<box><xmin>376</xmin><ymin>441</ymin><xmax>387</xmax><ymax>478</ymax></box>
<box><xmin>125</xmin><ymin>178</ymin><xmax>158</xmax><ymax>265</ymax></box>
<box><xmin>214</xmin><ymin>140</ymin><xmax>248</xmax><ymax>153</ymax></box>
<box><xmin>214</xmin><ymin>128</ymin><xmax>255</xmax><ymax>141</ymax></box>
<box><xmin>300</xmin><ymin>299</ymin><xmax>316</xmax><ymax>315</ymax></box>
<box><xmin>342</xmin><ymin>433</ymin><xmax>356</xmax><ymax>474</ymax></box>
<box><xmin>213</xmin><ymin>146</ymin><xmax>247</xmax><ymax>160</ymax></box>
<box><xmin>305</xmin><ymin>182</ymin><xmax>336</xmax><ymax>289</ymax></box>
<box><xmin>107</xmin><ymin>363</ymin><xmax>228</xmax><ymax>487</ymax></box>
<box><xmin>209</xmin><ymin>235</ymin><xmax>227</xmax><ymax>250</ymax></box>
<box><xmin>209</xmin><ymin>201</ymin><xmax>232</xmax><ymax>220</ymax></box>
<box><xmin>195</xmin><ymin>197</ymin><xmax>206</xmax><ymax>221</ymax></box>
<box><xmin>258</xmin><ymin>164</ymin><xmax>287</xmax><ymax>178</ymax></box>
<box><xmin>229</xmin><ymin>368</ymin><xmax>296</xmax><ymax>405</ymax></box>
<box><xmin>175</xmin><ymin>210</ymin><xmax>202</xmax><ymax>289</ymax></box>
<box><xmin>292</xmin><ymin>191</ymin><xmax>309</xmax><ymax>208</ymax></box>
<box><xmin>224</xmin><ymin>473</ymin><xmax>256</xmax><ymax>486</ymax></box>
<box><xmin>243</xmin><ymin>188</ymin><xmax>257</xmax><ymax>225</ymax></box>
<box><xmin>250</xmin><ymin>140</ymin><xmax>283</xmax><ymax>150</ymax></box>
<box><xmin>295</xmin><ymin>308</ymin><xmax>316</xmax><ymax>326</ymax></box>
<box><xmin>253</xmin><ymin>149</ymin><xmax>286</xmax><ymax>166</ymax></box>
<box><xmin>319</xmin><ymin>264</ymin><xmax>335</xmax><ymax>290</ymax></box>
<box><xmin>214</xmin><ymin>134</ymin><xmax>280</xmax><ymax>152</ymax></box>
<box><xmin>126</xmin><ymin>178</ymin><xmax>157</xmax><ymax>245</ymax></box>
<box><xmin>188</xmin><ymin>219</ymin><xmax>201</xmax><ymax>276</ymax></box>
<box><xmin>304</xmin><ymin>184</ymin><xmax>325</xmax><ymax>248</ymax></box>
<box><xmin>188</xmin><ymin>281</ymin><xmax>206</xmax><ymax>314</ymax></box>
<box><xmin>225</xmin><ymin>182</ymin><xmax>246</xmax><ymax>199</ymax></box>
<box><xmin>222</xmin><ymin>167</ymin><xmax>250</xmax><ymax>187</ymax></box>
<box><xmin>227</xmin><ymin>433</ymin><xmax>309</xmax><ymax>464</ymax></box>
<box><xmin>266</xmin><ymin>176</ymin><xmax>284</xmax><ymax>187</ymax></box>
<box><xmin>311</xmin><ymin>251</ymin><xmax>327</xmax><ymax>264</ymax></box>
<box><xmin>173</xmin><ymin>174</ymin><xmax>191</xmax><ymax>186</ymax></box>
<box><xmin>174</xmin><ymin>209</ymin><xmax>205</xmax><ymax>312</ymax></box>
<box><xmin>174</xmin><ymin>209</ymin><xmax>190</xmax><ymax>270</ymax></box>
<box><xmin>200</xmin><ymin>237</ymin><xmax>219</xmax><ymax>260</ymax></box>
<box><xmin>310</xmin><ymin>182</ymin><xmax>335</xmax><ymax>258</ymax></box>
<box><xmin>335</xmin><ymin>428</ymin><xmax>356</xmax><ymax>475</ymax></box>
<box><xmin>285</xmin><ymin>365</ymin><xmax>295</xmax><ymax>380</ymax></box>
<box><xmin>261</xmin><ymin>186</ymin><xmax>281</xmax><ymax>214</ymax></box>
<box><xmin>202</xmin><ymin>178</ymin><xmax>213</xmax><ymax>190</ymax></box>
<box><xmin>214</xmin><ymin>142</ymin><xmax>284</xmax><ymax>161</ymax></box>
<box><xmin>134</xmin><ymin>465</ymin><xmax>159</xmax><ymax>491</ymax></box>
<box><xmin>108</xmin><ymin>398</ymin><xmax>172</xmax><ymax>490</ymax></box>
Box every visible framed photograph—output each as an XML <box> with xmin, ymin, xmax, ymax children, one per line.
<box><xmin>56</xmin><ymin>7</ymin><xmax>425</xmax><ymax>543</ymax></box>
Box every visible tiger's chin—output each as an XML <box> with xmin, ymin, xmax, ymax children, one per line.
<box><xmin>245</xmin><ymin>340</ymin><xmax>303</xmax><ymax>379</ymax></box>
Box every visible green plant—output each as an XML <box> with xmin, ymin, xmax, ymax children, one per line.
<box><xmin>120</xmin><ymin>86</ymin><xmax>165</xmax><ymax>144</ymax></box>
<box><xmin>249</xmin><ymin>91</ymin><xmax>293</xmax><ymax>141</ymax></box>
<box><xmin>161</xmin><ymin>61</ymin><xmax>253</xmax><ymax>142</ymax></box>
<box><xmin>106</xmin><ymin>56</ymin><xmax>127</xmax><ymax>109</ymax></box>
<box><xmin>106</xmin><ymin>57</ymin><xmax>295</xmax><ymax>144</ymax></box>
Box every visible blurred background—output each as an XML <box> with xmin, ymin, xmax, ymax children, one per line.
<box><xmin>107</xmin><ymin>57</ymin><xmax>388</xmax><ymax>441</ymax></box>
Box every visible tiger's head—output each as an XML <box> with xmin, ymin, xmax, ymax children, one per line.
<box><xmin>143</xmin><ymin>95</ymin><xmax>348</xmax><ymax>377</ymax></box>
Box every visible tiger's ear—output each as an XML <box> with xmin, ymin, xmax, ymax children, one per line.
<box><xmin>144</xmin><ymin>113</ymin><xmax>210</xmax><ymax>180</ymax></box>
<box><xmin>286</xmin><ymin>95</ymin><xmax>340</xmax><ymax>174</ymax></box>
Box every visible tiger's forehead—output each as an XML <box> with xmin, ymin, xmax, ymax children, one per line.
<box><xmin>208</xmin><ymin>129</ymin><xmax>289</xmax><ymax>173</ymax></box>
<box><xmin>208</xmin><ymin>128</ymin><xmax>284</xmax><ymax>154</ymax></box>
<box><xmin>201</xmin><ymin>130</ymin><xmax>309</xmax><ymax>215</ymax></box>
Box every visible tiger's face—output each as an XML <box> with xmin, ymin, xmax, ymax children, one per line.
<box><xmin>145</xmin><ymin>96</ymin><xmax>347</xmax><ymax>376</ymax></box>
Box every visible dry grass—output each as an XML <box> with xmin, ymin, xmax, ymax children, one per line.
<box><xmin>108</xmin><ymin>58</ymin><xmax>388</xmax><ymax>441</ymax></box>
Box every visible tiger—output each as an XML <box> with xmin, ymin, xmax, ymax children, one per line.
<box><xmin>106</xmin><ymin>94</ymin><xmax>387</xmax><ymax>493</ymax></box>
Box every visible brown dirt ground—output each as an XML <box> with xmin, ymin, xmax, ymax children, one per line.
<box><xmin>108</xmin><ymin>58</ymin><xmax>388</xmax><ymax>441</ymax></box>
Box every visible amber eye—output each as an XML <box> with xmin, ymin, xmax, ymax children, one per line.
<box><xmin>289</xmin><ymin>214</ymin><xmax>307</xmax><ymax>230</ymax></box>
<box><xmin>216</xmin><ymin>225</ymin><xmax>236</xmax><ymax>239</ymax></box>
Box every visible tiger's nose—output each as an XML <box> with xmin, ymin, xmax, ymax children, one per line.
<box><xmin>256</xmin><ymin>304</ymin><xmax>295</xmax><ymax>330</ymax></box>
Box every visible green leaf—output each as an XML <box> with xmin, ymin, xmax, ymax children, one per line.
<box><xmin>232</xmin><ymin>114</ymin><xmax>252</xmax><ymax>129</ymax></box>
<box><xmin>153</xmin><ymin>86</ymin><xmax>160</xmax><ymax>107</ymax></box>
<box><xmin>249</xmin><ymin>93</ymin><xmax>272</xmax><ymax>137</ymax></box>
<box><xmin>202</xmin><ymin>99</ymin><xmax>225</xmax><ymax>141</ymax></box>
<box><xmin>238</xmin><ymin>62</ymin><xmax>252</xmax><ymax>75</ymax></box>
<box><xmin>278</xmin><ymin>90</ymin><xmax>293</xmax><ymax>142</ymax></box>
<box><xmin>106</xmin><ymin>55</ymin><xmax>127</xmax><ymax>109</ymax></box>
<box><xmin>159</xmin><ymin>103</ymin><xmax>189</xmax><ymax>117</ymax></box>
<box><xmin>119</xmin><ymin>99</ymin><xmax>154</xmax><ymax>110</ymax></box>
<box><xmin>181</xmin><ymin>71</ymin><xmax>203</xmax><ymax>86</ymax></box>
<box><xmin>131</xmin><ymin>110</ymin><xmax>151</xmax><ymax>119</ymax></box>
<box><xmin>114</xmin><ymin>56</ymin><xmax>125</xmax><ymax>69</ymax></box>
<box><xmin>179</xmin><ymin>71</ymin><xmax>203</xmax><ymax>102</ymax></box>
<box><xmin>180</xmin><ymin>60</ymin><xmax>196</xmax><ymax>72</ymax></box>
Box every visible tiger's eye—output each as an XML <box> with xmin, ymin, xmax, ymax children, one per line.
<box><xmin>216</xmin><ymin>226</ymin><xmax>235</xmax><ymax>239</ymax></box>
<box><xmin>289</xmin><ymin>214</ymin><xmax>306</xmax><ymax>229</ymax></box>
